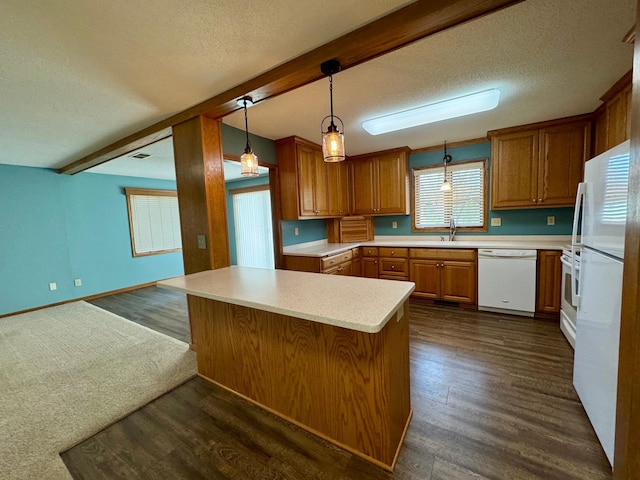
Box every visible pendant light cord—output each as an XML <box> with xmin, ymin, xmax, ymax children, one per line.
<box><xmin>243</xmin><ymin>99</ymin><xmax>251</xmax><ymax>153</ymax></box>
<box><xmin>329</xmin><ymin>75</ymin><xmax>335</xmax><ymax>129</ymax></box>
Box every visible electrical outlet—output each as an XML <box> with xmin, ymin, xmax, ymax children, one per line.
<box><xmin>547</xmin><ymin>215</ymin><xmax>556</xmax><ymax>226</ymax></box>
<box><xmin>294</xmin><ymin>227</ymin><xmax>299</xmax><ymax>236</ymax></box>
<box><xmin>197</xmin><ymin>235</ymin><xmax>206</xmax><ymax>249</ymax></box>
<box><xmin>74</xmin><ymin>278</ymin><xmax>82</xmax><ymax>287</ymax></box>
<box><xmin>392</xmin><ymin>221</ymin><xmax>398</xmax><ymax>229</ymax></box>
<box><xmin>49</xmin><ymin>282</ymin><xmax>57</xmax><ymax>291</ymax></box>
<box><xmin>491</xmin><ymin>217</ymin><xmax>502</xmax><ymax>227</ymax></box>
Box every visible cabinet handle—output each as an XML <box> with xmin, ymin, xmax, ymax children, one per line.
<box><xmin>532</xmin><ymin>199</ymin><xmax>537</xmax><ymax>203</ymax></box>
<box><xmin>374</xmin><ymin>260</ymin><xmax>378</xmax><ymax>264</ymax></box>
<box><xmin>391</xmin><ymin>265</ymin><xmax>395</xmax><ymax>269</ymax></box>
<box><xmin>391</xmin><ymin>251</ymin><xmax>395</xmax><ymax>256</ymax></box>
<box><xmin>538</xmin><ymin>198</ymin><xmax>543</xmax><ymax>203</ymax></box>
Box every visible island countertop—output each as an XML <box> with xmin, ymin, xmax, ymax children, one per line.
<box><xmin>157</xmin><ymin>266</ymin><xmax>415</xmax><ymax>333</ymax></box>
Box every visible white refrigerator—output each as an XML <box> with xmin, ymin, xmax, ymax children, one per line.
<box><xmin>571</xmin><ymin>140</ymin><xmax>630</xmax><ymax>466</ymax></box>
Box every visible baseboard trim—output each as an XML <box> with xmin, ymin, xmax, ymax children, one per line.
<box><xmin>0</xmin><ymin>280</ymin><xmax>171</xmax><ymax>319</ymax></box>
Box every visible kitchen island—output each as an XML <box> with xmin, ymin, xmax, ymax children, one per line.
<box><xmin>157</xmin><ymin>266</ymin><xmax>414</xmax><ymax>471</ymax></box>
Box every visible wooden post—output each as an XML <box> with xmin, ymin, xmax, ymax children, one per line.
<box><xmin>172</xmin><ymin>116</ymin><xmax>230</xmax><ymax>275</ymax></box>
<box><xmin>614</xmin><ymin>4</ymin><xmax>640</xmax><ymax>477</ymax></box>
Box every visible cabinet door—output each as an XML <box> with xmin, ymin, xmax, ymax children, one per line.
<box><xmin>536</xmin><ymin>250</ymin><xmax>562</xmax><ymax>313</ymax></box>
<box><xmin>376</xmin><ymin>152</ymin><xmax>409</xmax><ymax>214</ymax></box>
<box><xmin>440</xmin><ymin>261</ymin><xmax>476</xmax><ymax>304</ymax></box>
<box><xmin>607</xmin><ymin>90</ymin><xmax>628</xmax><ymax>149</ymax></box>
<box><xmin>491</xmin><ymin>130</ymin><xmax>539</xmax><ymax>209</ymax></box>
<box><xmin>327</xmin><ymin>160</ymin><xmax>349</xmax><ymax>216</ymax></box>
<box><xmin>351</xmin><ymin>257</ymin><xmax>362</xmax><ymax>277</ymax></box>
<box><xmin>362</xmin><ymin>257</ymin><xmax>379</xmax><ymax>279</ymax></box>
<box><xmin>538</xmin><ymin>121</ymin><xmax>589</xmax><ymax>207</ymax></box>
<box><xmin>312</xmin><ymin>148</ymin><xmax>329</xmax><ymax>216</ymax></box>
<box><xmin>593</xmin><ymin>108</ymin><xmax>608</xmax><ymax>156</ymax></box>
<box><xmin>351</xmin><ymin>158</ymin><xmax>377</xmax><ymax>214</ymax></box>
<box><xmin>409</xmin><ymin>260</ymin><xmax>440</xmax><ymax>299</ymax></box>
<box><xmin>296</xmin><ymin>144</ymin><xmax>319</xmax><ymax>217</ymax></box>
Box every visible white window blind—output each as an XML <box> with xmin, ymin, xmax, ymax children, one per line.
<box><xmin>232</xmin><ymin>188</ymin><xmax>274</xmax><ymax>269</ymax></box>
<box><xmin>125</xmin><ymin>189</ymin><xmax>182</xmax><ymax>256</ymax></box>
<box><xmin>414</xmin><ymin>160</ymin><xmax>486</xmax><ymax>229</ymax></box>
<box><xmin>602</xmin><ymin>152</ymin><xmax>630</xmax><ymax>225</ymax></box>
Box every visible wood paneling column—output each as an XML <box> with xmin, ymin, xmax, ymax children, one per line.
<box><xmin>614</xmin><ymin>4</ymin><xmax>640</xmax><ymax>478</ymax></box>
<box><xmin>172</xmin><ymin>116</ymin><xmax>230</xmax><ymax>274</ymax></box>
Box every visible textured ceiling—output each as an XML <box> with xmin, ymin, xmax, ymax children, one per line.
<box><xmin>0</xmin><ymin>0</ymin><xmax>636</xmax><ymax>180</ymax></box>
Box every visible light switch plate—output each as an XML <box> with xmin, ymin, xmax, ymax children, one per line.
<box><xmin>74</xmin><ymin>278</ymin><xmax>82</xmax><ymax>287</ymax></box>
<box><xmin>197</xmin><ymin>235</ymin><xmax>206</xmax><ymax>249</ymax></box>
<box><xmin>392</xmin><ymin>221</ymin><xmax>398</xmax><ymax>229</ymax></box>
<box><xmin>547</xmin><ymin>216</ymin><xmax>556</xmax><ymax>225</ymax></box>
<box><xmin>49</xmin><ymin>282</ymin><xmax>57</xmax><ymax>291</ymax></box>
<box><xmin>491</xmin><ymin>217</ymin><xmax>502</xmax><ymax>227</ymax></box>
<box><xmin>294</xmin><ymin>227</ymin><xmax>299</xmax><ymax>236</ymax></box>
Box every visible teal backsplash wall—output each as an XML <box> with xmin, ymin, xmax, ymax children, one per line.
<box><xmin>374</xmin><ymin>141</ymin><xmax>573</xmax><ymax>237</ymax></box>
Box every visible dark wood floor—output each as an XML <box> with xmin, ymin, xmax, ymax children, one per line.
<box><xmin>61</xmin><ymin>286</ymin><xmax>613</xmax><ymax>479</ymax></box>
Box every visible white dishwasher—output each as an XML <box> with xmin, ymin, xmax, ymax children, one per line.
<box><xmin>478</xmin><ymin>249</ymin><xmax>537</xmax><ymax>317</ymax></box>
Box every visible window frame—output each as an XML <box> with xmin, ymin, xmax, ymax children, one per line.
<box><xmin>125</xmin><ymin>188</ymin><xmax>182</xmax><ymax>257</ymax></box>
<box><xmin>411</xmin><ymin>158</ymin><xmax>488</xmax><ymax>233</ymax></box>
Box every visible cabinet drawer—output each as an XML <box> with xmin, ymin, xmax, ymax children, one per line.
<box><xmin>379</xmin><ymin>247</ymin><xmax>408</xmax><ymax>258</ymax></box>
<box><xmin>379</xmin><ymin>274</ymin><xmax>409</xmax><ymax>281</ymax></box>
<box><xmin>409</xmin><ymin>248</ymin><xmax>477</xmax><ymax>261</ymax></box>
<box><xmin>379</xmin><ymin>258</ymin><xmax>408</xmax><ymax>276</ymax></box>
<box><xmin>322</xmin><ymin>250</ymin><xmax>353</xmax><ymax>271</ymax></box>
<box><xmin>362</xmin><ymin>247</ymin><xmax>378</xmax><ymax>257</ymax></box>
<box><xmin>324</xmin><ymin>260</ymin><xmax>352</xmax><ymax>276</ymax></box>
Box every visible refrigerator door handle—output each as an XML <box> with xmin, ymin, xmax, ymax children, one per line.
<box><xmin>572</xmin><ymin>182</ymin><xmax>586</xmax><ymax>248</ymax></box>
<box><xmin>571</xmin><ymin>182</ymin><xmax>586</xmax><ymax>307</ymax></box>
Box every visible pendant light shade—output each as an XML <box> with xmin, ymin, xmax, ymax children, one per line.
<box><xmin>238</xmin><ymin>96</ymin><xmax>259</xmax><ymax>177</ymax></box>
<box><xmin>440</xmin><ymin>141</ymin><xmax>452</xmax><ymax>191</ymax></box>
<box><xmin>320</xmin><ymin>59</ymin><xmax>345</xmax><ymax>162</ymax></box>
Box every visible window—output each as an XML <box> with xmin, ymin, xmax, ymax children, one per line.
<box><xmin>230</xmin><ymin>184</ymin><xmax>274</xmax><ymax>269</ymax></box>
<box><xmin>413</xmin><ymin>159</ymin><xmax>487</xmax><ymax>231</ymax></box>
<box><xmin>125</xmin><ymin>188</ymin><xmax>182</xmax><ymax>257</ymax></box>
<box><xmin>602</xmin><ymin>152</ymin><xmax>630</xmax><ymax>225</ymax></box>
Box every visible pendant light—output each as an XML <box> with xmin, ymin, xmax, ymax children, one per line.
<box><xmin>320</xmin><ymin>59</ymin><xmax>345</xmax><ymax>162</ymax></box>
<box><xmin>238</xmin><ymin>96</ymin><xmax>259</xmax><ymax>177</ymax></box>
<box><xmin>440</xmin><ymin>141</ymin><xmax>452</xmax><ymax>191</ymax></box>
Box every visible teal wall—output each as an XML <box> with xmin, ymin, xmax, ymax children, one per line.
<box><xmin>281</xmin><ymin>219</ymin><xmax>327</xmax><ymax>247</ymax></box>
<box><xmin>374</xmin><ymin>141</ymin><xmax>573</xmax><ymax>237</ymax></box>
<box><xmin>0</xmin><ymin>165</ymin><xmax>183</xmax><ymax>316</ymax></box>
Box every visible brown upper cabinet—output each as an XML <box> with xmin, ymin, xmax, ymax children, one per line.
<box><xmin>489</xmin><ymin>116</ymin><xmax>591</xmax><ymax>210</ymax></box>
<box><xmin>349</xmin><ymin>147</ymin><xmax>411</xmax><ymax>216</ymax></box>
<box><xmin>276</xmin><ymin>136</ymin><xmax>348</xmax><ymax>220</ymax></box>
<box><xmin>592</xmin><ymin>70</ymin><xmax>632</xmax><ymax>156</ymax></box>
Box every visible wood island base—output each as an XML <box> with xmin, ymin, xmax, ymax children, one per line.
<box><xmin>188</xmin><ymin>295</ymin><xmax>412</xmax><ymax>471</ymax></box>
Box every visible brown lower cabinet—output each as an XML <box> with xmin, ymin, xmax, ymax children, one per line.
<box><xmin>409</xmin><ymin>248</ymin><xmax>477</xmax><ymax>304</ymax></box>
<box><xmin>362</xmin><ymin>247</ymin><xmax>379</xmax><ymax>278</ymax></box>
<box><xmin>284</xmin><ymin>248</ymin><xmax>360</xmax><ymax>276</ymax></box>
<box><xmin>536</xmin><ymin>250</ymin><xmax>562</xmax><ymax>314</ymax></box>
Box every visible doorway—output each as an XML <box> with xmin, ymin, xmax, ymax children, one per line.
<box><xmin>229</xmin><ymin>184</ymin><xmax>275</xmax><ymax>269</ymax></box>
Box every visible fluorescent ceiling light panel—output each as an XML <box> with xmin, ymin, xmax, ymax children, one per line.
<box><xmin>362</xmin><ymin>88</ymin><xmax>500</xmax><ymax>135</ymax></box>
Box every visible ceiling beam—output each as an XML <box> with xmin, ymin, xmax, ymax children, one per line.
<box><xmin>58</xmin><ymin>0</ymin><xmax>524</xmax><ymax>175</ymax></box>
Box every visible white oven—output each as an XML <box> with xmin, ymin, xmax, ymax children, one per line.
<box><xmin>560</xmin><ymin>248</ymin><xmax>580</xmax><ymax>348</ymax></box>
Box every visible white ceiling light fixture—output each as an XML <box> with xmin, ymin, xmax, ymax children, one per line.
<box><xmin>362</xmin><ymin>88</ymin><xmax>501</xmax><ymax>136</ymax></box>
<box><xmin>237</xmin><ymin>96</ymin><xmax>259</xmax><ymax>177</ymax></box>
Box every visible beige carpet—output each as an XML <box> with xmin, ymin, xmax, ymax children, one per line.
<box><xmin>0</xmin><ymin>301</ymin><xmax>197</xmax><ymax>480</ymax></box>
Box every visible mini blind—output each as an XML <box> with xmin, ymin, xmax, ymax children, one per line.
<box><xmin>602</xmin><ymin>152</ymin><xmax>630</xmax><ymax>225</ymax></box>
<box><xmin>231</xmin><ymin>187</ymin><xmax>274</xmax><ymax>269</ymax></box>
<box><xmin>125</xmin><ymin>188</ymin><xmax>182</xmax><ymax>256</ymax></box>
<box><xmin>414</xmin><ymin>160</ymin><xmax>486</xmax><ymax>229</ymax></box>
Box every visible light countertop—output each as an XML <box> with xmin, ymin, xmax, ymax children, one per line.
<box><xmin>157</xmin><ymin>266</ymin><xmax>415</xmax><ymax>334</ymax></box>
<box><xmin>283</xmin><ymin>235</ymin><xmax>572</xmax><ymax>258</ymax></box>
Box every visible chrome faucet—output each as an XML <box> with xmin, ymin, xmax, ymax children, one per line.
<box><xmin>448</xmin><ymin>217</ymin><xmax>456</xmax><ymax>241</ymax></box>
